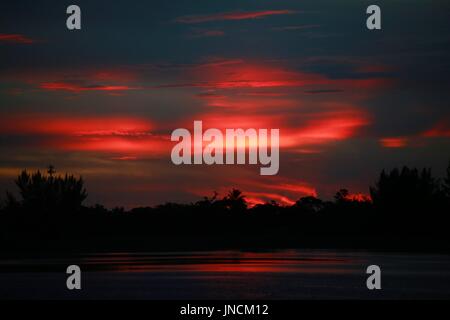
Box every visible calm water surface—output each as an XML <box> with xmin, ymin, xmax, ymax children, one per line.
<box><xmin>1</xmin><ymin>250</ymin><xmax>450</xmax><ymax>299</ymax></box>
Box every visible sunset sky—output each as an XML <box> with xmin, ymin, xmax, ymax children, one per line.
<box><xmin>1</xmin><ymin>0</ymin><xmax>450</xmax><ymax>208</ymax></box>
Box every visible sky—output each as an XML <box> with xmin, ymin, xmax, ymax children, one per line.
<box><xmin>1</xmin><ymin>0</ymin><xmax>450</xmax><ymax>208</ymax></box>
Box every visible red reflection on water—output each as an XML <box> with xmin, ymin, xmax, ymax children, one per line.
<box><xmin>80</xmin><ymin>251</ymin><xmax>359</xmax><ymax>274</ymax></box>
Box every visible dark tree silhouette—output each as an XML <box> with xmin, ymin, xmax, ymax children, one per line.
<box><xmin>1</xmin><ymin>163</ymin><xmax>450</xmax><ymax>253</ymax></box>
<box><xmin>4</xmin><ymin>191</ymin><xmax>19</xmax><ymax>209</ymax></box>
<box><xmin>251</xmin><ymin>200</ymin><xmax>282</xmax><ymax>216</ymax></box>
<box><xmin>370</xmin><ymin>166</ymin><xmax>440</xmax><ymax>214</ymax></box>
<box><xmin>222</xmin><ymin>188</ymin><xmax>247</xmax><ymax>212</ymax></box>
<box><xmin>294</xmin><ymin>196</ymin><xmax>325</xmax><ymax>214</ymax></box>
<box><xmin>443</xmin><ymin>160</ymin><xmax>450</xmax><ymax>199</ymax></box>
<box><xmin>13</xmin><ymin>167</ymin><xmax>87</xmax><ymax>212</ymax></box>
<box><xmin>195</xmin><ymin>191</ymin><xmax>218</xmax><ymax>208</ymax></box>
<box><xmin>334</xmin><ymin>189</ymin><xmax>350</xmax><ymax>203</ymax></box>
<box><xmin>47</xmin><ymin>165</ymin><xmax>56</xmax><ymax>177</ymax></box>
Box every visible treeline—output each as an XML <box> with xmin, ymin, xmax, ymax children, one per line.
<box><xmin>1</xmin><ymin>162</ymin><xmax>450</xmax><ymax>253</ymax></box>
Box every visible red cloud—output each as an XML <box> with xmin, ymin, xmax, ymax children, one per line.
<box><xmin>0</xmin><ymin>114</ymin><xmax>170</xmax><ymax>156</ymax></box>
<box><xmin>155</xmin><ymin>62</ymin><xmax>328</xmax><ymax>89</ymax></box>
<box><xmin>282</xmin><ymin>110</ymin><xmax>370</xmax><ymax>148</ymax></box>
<box><xmin>178</xmin><ymin>113</ymin><xmax>284</xmax><ymax>132</ymax></box>
<box><xmin>175</xmin><ymin>103</ymin><xmax>369</xmax><ymax>153</ymax></box>
<box><xmin>0</xmin><ymin>114</ymin><xmax>153</xmax><ymax>136</ymax></box>
<box><xmin>154</xmin><ymin>60</ymin><xmax>391</xmax><ymax>90</ymax></box>
<box><xmin>2</xmin><ymin>58</ymin><xmax>384</xmax><ymax>195</ymax></box>
<box><xmin>191</xmin><ymin>175</ymin><xmax>317</xmax><ymax>207</ymax></box>
<box><xmin>40</xmin><ymin>82</ymin><xmax>140</xmax><ymax>92</ymax></box>
<box><xmin>240</xmin><ymin>180</ymin><xmax>317</xmax><ymax>207</ymax></box>
<box><xmin>0</xmin><ymin>33</ymin><xmax>35</xmax><ymax>44</ymax></box>
<box><xmin>175</xmin><ymin>10</ymin><xmax>296</xmax><ymax>24</ymax></box>
<box><xmin>379</xmin><ymin>137</ymin><xmax>407</xmax><ymax>148</ymax></box>
<box><xmin>345</xmin><ymin>193</ymin><xmax>372</xmax><ymax>202</ymax></box>
<box><xmin>246</xmin><ymin>192</ymin><xmax>297</xmax><ymax>206</ymax></box>
<box><xmin>55</xmin><ymin>136</ymin><xmax>169</xmax><ymax>154</ymax></box>
<box><xmin>423</xmin><ymin>121</ymin><xmax>450</xmax><ymax>138</ymax></box>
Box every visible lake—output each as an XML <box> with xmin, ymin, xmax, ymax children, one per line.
<box><xmin>1</xmin><ymin>250</ymin><xmax>450</xmax><ymax>299</ymax></box>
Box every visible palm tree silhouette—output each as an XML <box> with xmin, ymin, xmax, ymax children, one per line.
<box><xmin>223</xmin><ymin>188</ymin><xmax>247</xmax><ymax>212</ymax></box>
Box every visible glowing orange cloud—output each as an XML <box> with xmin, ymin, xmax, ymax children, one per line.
<box><xmin>379</xmin><ymin>137</ymin><xmax>407</xmax><ymax>148</ymax></box>
<box><xmin>175</xmin><ymin>10</ymin><xmax>296</xmax><ymax>24</ymax></box>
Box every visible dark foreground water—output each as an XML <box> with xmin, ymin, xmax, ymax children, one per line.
<box><xmin>1</xmin><ymin>250</ymin><xmax>450</xmax><ymax>299</ymax></box>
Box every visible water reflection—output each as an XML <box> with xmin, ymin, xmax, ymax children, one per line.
<box><xmin>1</xmin><ymin>250</ymin><xmax>450</xmax><ymax>299</ymax></box>
<box><xmin>78</xmin><ymin>251</ymin><xmax>362</xmax><ymax>273</ymax></box>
